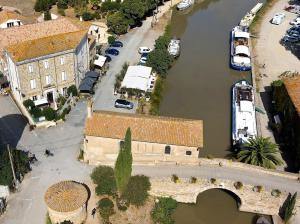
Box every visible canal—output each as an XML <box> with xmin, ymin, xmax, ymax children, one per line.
<box><xmin>159</xmin><ymin>0</ymin><xmax>268</xmax><ymax>223</ymax></box>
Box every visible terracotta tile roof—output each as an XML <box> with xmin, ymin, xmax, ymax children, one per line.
<box><xmin>0</xmin><ymin>11</ymin><xmax>26</xmax><ymax>24</ymax></box>
<box><xmin>6</xmin><ymin>30</ymin><xmax>87</xmax><ymax>62</ymax></box>
<box><xmin>0</xmin><ymin>18</ymin><xmax>82</xmax><ymax>53</ymax></box>
<box><xmin>283</xmin><ymin>76</ymin><xmax>300</xmax><ymax>116</ymax></box>
<box><xmin>44</xmin><ymin>181</ymin><xmax>88</xmax><ymax>212</ymax></box>
<box><xmin>85</xmin><ymin>111</ymin><xmax>203</xmax><ymax>147</ymax></box>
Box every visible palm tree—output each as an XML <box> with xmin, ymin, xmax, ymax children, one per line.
<box><xmin>236</xmin><ymin>137</ymin><xmax>283</xmax><ymax>169</ymax></box>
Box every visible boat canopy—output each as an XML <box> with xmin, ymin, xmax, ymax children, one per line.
<box><xmin>235</xmin><ymin>45</ymin><xmax>250</xmax><ymax>56</ymax></box>
<box><xmin>234</xmin><ymin>31</ymin><xmax>250</xmax><ymax>39</ymax></box>
<box><xmin>233</xmin><ymin>56</ymin><xmax>251</xmax><ymax>64</ymax></box>
<box><xmin>240</xmin><ymin>101</ymin><xmax>253</xmax><ymax>112</ymax></box>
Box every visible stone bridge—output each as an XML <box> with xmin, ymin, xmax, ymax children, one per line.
<box><xmin>133</xmin><ymin>158</ymin><xmax>300</xmax><ymax>216</ymax></box>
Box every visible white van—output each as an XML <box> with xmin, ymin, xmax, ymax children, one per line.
<box><xmin>271</xmin><ymin>13</ymin><xmax>286</xmax><ymax>25</ymax></box>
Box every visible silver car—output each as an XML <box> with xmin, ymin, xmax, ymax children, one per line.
<box><xmin>114</xmin><ymin>99</ymin><xmax>134</xmax><ymax>109</ymax></box>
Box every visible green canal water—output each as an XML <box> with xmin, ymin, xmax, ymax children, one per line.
<box><xmin>159</xmin><ymin>0</ymin><xmax>270</xmax><ymax>223</ymax></box>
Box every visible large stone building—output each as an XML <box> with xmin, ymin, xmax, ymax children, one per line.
<box><xmin>84</xmin><ymin>108</ymin><xmax>203</xmax><ymax>165</ymax></box>
<box><xmin>0</xmin><ymin>18</ymin><xmax>90</xmax><ymax>107</ymax></box>
<box><xmin>44</xmin><ymin>181</ymin><xmax>88</xmax><ymax>224</ymax></box>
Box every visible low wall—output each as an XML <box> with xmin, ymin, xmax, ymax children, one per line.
<box><xmin>0</xmin><ymin>186</ymin><xmax>9</xmax><ymax>198</ymax></box>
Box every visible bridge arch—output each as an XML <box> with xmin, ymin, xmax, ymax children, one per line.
<box><xmin>192</xmin><ymin>187</ymin><xmax>243</xmax><ymax>209</ymax></box>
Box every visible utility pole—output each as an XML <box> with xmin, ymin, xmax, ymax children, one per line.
<box><xmin>7</xmin><ymin>144</ymin><xmax>19</xmax><ymax>189</ymax></box>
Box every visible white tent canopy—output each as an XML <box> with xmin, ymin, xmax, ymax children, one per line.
<box><xmin>234</xmin><ymin>31</ymin><xmax>250</xmax><ymax>39</ymax></box>
<box><xmin>235</xmin><ymin>45</ymin><xmax>250</xmax><ymax>56</ymax></box>
<box><xmin>121</xmin><ymin>65</ymin><xmax>152</xmax><ymax>92</ymax></box>
<box><xmin>34</xmin><ymin>98</ymin><xmax>48</xmax><ymax>106</ymax></box>
<box><xmin>94</xmin><ymin>55</ymin><xmax>107</xmax><ymax>68</ymax></box>
<box><xmin>233</xmin><ymin>56</ymin><xmax>251</xmax><ymax>64</ymax></box>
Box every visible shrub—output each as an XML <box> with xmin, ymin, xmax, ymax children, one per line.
<box><xmin>43</xmin><ymin>107</ymin><xmax>56</xmax><ymax>121</ymax></box>
<box><xmin>98</xmin><ymin>198</ymin><xmax>114</xmax><ymax>223</ymax></box>
<box><xmin>171</xmin><ymin>174</ymin><xmax>179</xmax><ymax>183</ymax></box>
<box><xmin>67</xmin><ymin>85</ymin><xmax>78</xmax><ymax>97</ymax></box>
<box><xmin>210</xmin><ymin>178</ymin><xmax>217</xmax><ymax>184</ymax></box>
<box><xmin>190</xmin><ymin>177</ymin><xmax>197</xmax><ymax>184</ymax></box>
<box><xmin>122</xmin><ymin>175</ymin><xmax>151</xmax><ymax>206</ymax></box>
<box><xmin>253</xmin><ymin>185</ymin><xmax>263</xmax><ymax>193</ymax></box>
<box><xmin>44</xmin><ymin>10</ymin><xmax>52</xmax><ymax>21</ymax></box>
<box><xmin>30</xmin><ymin>107</ymin><xmax>42</xmax><ymax>118</ymax></box>
<box><xmin>82</xmin><ymin>11</ymin><xmax>94</xmax><ymax>21</ymax></box>
<box><xmin>108</xmin><ymin>35</ymin><xmax>116</xmax><ymax>45</ymax></box>
<box><xmin>151</xmin><ymin>197</ymin><xmax>177</xmax><ymax>224</ymax></box>
<box><xmin>23</xmin><ymin>99</ymin><xmax>35</xmax><ymax>109</ymax></box>
<box><xmin>91</xmin><ymin>166</ymin><xmax>117</xmax><ymax>196</ymax></box>
<box><xmin>206</xmin><ymin>154</ymin><xmax>214</xmax><ymax>159</ymax></box>
<box><xmin>63</xmin><ymin>105</ymin><xmax>71</xmax><ymax>115</ymax></box>
<box><xmin>234</xmin><ymin>181</ymin><xmax>243</xmax><ymax>190</ymax></box>
<box><xmin>57</xmin><ymin>0</ymin><xmax>68</xmax><ymax>9</ymax></box>
<box><xmin>107</xmin><ymin>11</ymin><xmax>129</xmax><ymax>35</ymax></box>
<box><xmin>58</xmin><ymin>8</ymin><xmax>66</xmax><ymax>16</ymax></box>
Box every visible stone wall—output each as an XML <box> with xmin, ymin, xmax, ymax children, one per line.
<box><xmin>84</xmin><ymin>136</ymin><xmax>200</xmax><ymax>165</ymax></box>
<box><xmin>47</xmin><ymin>205</ymin><xmax>87</xmax><ymax>224</ymax></box>
<box><xmin>149</xmin><ymin>177</ymin><xmax>300</xmax><ymax>216</ymax></box>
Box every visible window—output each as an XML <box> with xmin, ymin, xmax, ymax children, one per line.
<box><xmin>28</xmin><ymin>65</ymin><xmax>33</xmax><ymax>73</ymax></box>
<box><xmin>7</xmin><ymin>22</ymin><xmax>14</xmax><ymax>27</ymax></box>
<box><xmin>62</xmin><ymin>87</ymin><xmax>67</xmax><ymax>96</ymax></box>
<box><xmin>165</xmin><ymin>146</ymin><xmax>171</xmax><ymax>155</ymax></box>
<box><xmin>60</xmin><ymin>57</ymin><xmax>64</xmax><ymax>65</ymax></box>
<box><xmin>46</xmin><ymin>75</ymin><xmax>51</xmax><ymax>85</ymax></box>
<box><xmin>30</xmin><ymin>79</ymin><xmax>36</xmax><ymax>89</ymax></box>
<box><xmin>44</xmin><ymin>60</ymin><xmax>49</xmax><ymax>69</ymax></box>
<box><xmin>186</xmin><ymin>150</ymin><xmax>192</xmax><ymax>156</ymax></box>
<box><xmin>61</xmin><ymin>71</ymin><xmax>66</xmax><ymax>81</ymax></box>
<box><xmin>32</xmin><ymin>95</ymin><xmax>37</xmax><ymax>101</ymax></box>
<box><xmin>119</xmin><ymin>140</ymin><xmax>125</xmax><ymax>148</ymax></box>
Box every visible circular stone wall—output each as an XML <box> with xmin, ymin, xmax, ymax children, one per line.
<box><xmin>44</xmin><ymin>181</ymin><xmax>88</xmax><ymax>224</ymax></box>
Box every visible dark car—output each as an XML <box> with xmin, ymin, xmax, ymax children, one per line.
<box><xmin>105</xmin><ymin>48</ymin><xmax>119</xmax><ymax>56</ymax></box>
<box><xmin>110</xmin><ymin>41</ymin><xmax>123</xmax><ymax>48</ymax></box>
<box><xmin>105</xmin><ymin>55</ymin><xmax>112</xmax><ymax>62</ymax></box>
<box><xmin>114</xmin><ymin>99</ymin><xmax>134</xmax><ymax>109</ymax></box>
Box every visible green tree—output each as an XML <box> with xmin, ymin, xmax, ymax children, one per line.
<box><xmin>114</xmin><ymin>128</ymin><xmax>133</xmax><ymax>194</ymax></box>
<box><xmin>91</xmin><ymin>166</ymin><xmax>117</xmax><ymax>196</ymax></box>
<box><xmin>23</xmin><ymin>99</ymin><xmax>35</xmax><ymax>109</ymax></box>
<box><xmin>57</xmin><ymin>0</ymin><xmax>68</xmax><ymax>9</ymax></box>
<box><xmin>30</xmin><ymin>107</ymin><xmax>42</xmax><ymax>118</ymax></box>
<box><xmin>123</xmin><ymin>175</ymin><xmax>151</xmax><ymax>206</ymax></box>
<box><xmin>108</xmin><ymin>35</ymin><xmax>116</xmax><ymax>45</ymax></box>
<box><xmin>34</xmin><ymin>0</ymin><xmax>52</xmax><ymax>12</ymax></box>
<box><xmin>90</xmin><ymin>0</ymin><xmax>100</xmax><ymax>7</ymax></box>
<box><xmin>44</xmin><ymin>10</ymin><xmax>52</xmax><ymax>21</ymax></box>
<box><xmin>235</xmin><ymin>137</ymin><xmax>283</xmax><ymax>169</ymax></box>
<box><xmin>147</xmin><ymin>48</ymin><xmax>173</xmax><ymax>76</ymax></box>
<box><xmin>107</xmin><ymin>12</ymin><xmax>129</xmax><ymax>35</ymax></box>
<box><xmin>280</xmin><ymin>192</ymin><xmax>297</xmax><ymax>223</ymax></box>
<box><xmin>42</xmin><ymin>107</ymin><xmax>56</xmax><ymax>121</ymax></box>
<box><xmin>67</xmin><ymin>85</ymin><xmax>78</xmax><ymax>97</ymax></box>
<box><xmin>82</xmin><ymin>11</ymin><xmax>94</xmax><ymax>21</ymax></box>
<box><xmin>121</xmin><ymin>0</ymin><xmax>146</xmax><ymax>25</ymax></box>
<box><xmin>98</xmin><ymin>198</ymin><xmax>115</xmax><ymax>223</ymax></box>
<box><xmin>151</xmin><ymin>197</ymin><xmax>177</xmax><ymax>224</ymax></box>
<box><xmin>100</xmin><ymin>0</ymin><xmax>121</xmax><ymax>12</ymax></box>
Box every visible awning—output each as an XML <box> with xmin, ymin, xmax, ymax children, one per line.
<box><xmin>34</xmin><ymin>98</ymin><xmax>48</xmax><ymax>106</ymax></box>
<box><xmin>85</xmin><ymin>71</ymin><xmax>100</xmax><ymax>79</ymax></box>
<box><xmin>94</xmin><ymin>55</ymin><xmax>107</xmax><ymax>68</ymax></box>
<box><xmin>235</xmin><ymin>45</ymin><xmax>250</xmax><ymax>56</ymax></box>
<box><xmin>234</xmin><ymin>31</ymin><xmax>250</xmax><ymax>39</ymax></box>
<box><xmin>79</xmin><ymin>76</ymin><xmax>97</xmax><ymax>93</ymax></box>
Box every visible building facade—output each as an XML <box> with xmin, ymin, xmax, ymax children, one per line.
<box><xmin>84</xmin><ymin>108</ymin><xmax>203</xmax><ymax>165</ymax></box>
<box><xmin>5</xmin><ymin>30</ymin><xmax>89</xmax><ymax>108</ymax></box>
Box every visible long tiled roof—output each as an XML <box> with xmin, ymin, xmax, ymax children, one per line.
<box><xmin>0</xmin><ymin>11</ymin><xmax>25</xmax><ymax>24</ymax></box>
<box><xmin>284</xmin><ymin>76</ymin><xmax>300</xmax><ymax>116</ymax></box>
<box><xmin>6</xmin><ymin>30</ymin><xmax>87</xmax><ymax>62</ymax></box>
<box><xmin>44</xmin><ymin>181</ymin><xmax>88</xmax><ymax>212</ymax></box>
<box><xmin>0</xmin><ymin>18</ymin><xmax>82</xmax><ymax>53</ymax></box>
<box><xmin>85</xmin><ymin>111</ymin><xmax>203</xmax><ymax>147</ymax></box>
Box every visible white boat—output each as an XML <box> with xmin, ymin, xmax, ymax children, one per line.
<box><xmin>168</xmin><ymin>39</ymin><xmax>181</xmax><ymax>57</ymax></box>
<box><xmin>232</xmin><ymin>80</ymin><xmax>257</xmax><ymax>145</ymax></box>
<box><xmin>230</xmin><ymin>26</ymin><xmax>251</xmax><ymax>71</ymax></box>
<box><xmin>177</xmin><ymin>0</ymin><xmax>194</xmax><ymax>11</ymax></box>
<box><xmin>240</xmin><ymin>3</ymin><xmax>263</xmax><ymax>28</ymax></box>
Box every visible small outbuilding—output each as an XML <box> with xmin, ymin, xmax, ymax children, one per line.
<box><xmin>44</xmin><ymin>181</ymin><xmax>89</xmax><ymax>224</ymax></box>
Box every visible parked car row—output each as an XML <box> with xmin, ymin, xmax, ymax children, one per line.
<box><xmin>282</xmin><ymin>16</ymin><xmax>300</xmax><ymax>43</ymax></box>
<box><xmin>104</xmin><ymin>40</ymin><xmax>124</xmax><ymax>58</ymax></box>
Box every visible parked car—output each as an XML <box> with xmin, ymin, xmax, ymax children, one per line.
<box><xmin>105</xmin><ymin>55</ymin><xmax>112</xmax><ymax>62</ymax></box>
<box><xmin>290</xmin><ymin>19</ymin><xmax>300</xmax><ymax>26</ymax></box>
<box><xmin>283</xmin><ymin>35</ymin><xmax>300</xmax><ymax>42</ymax></box>
<box><xmin>110</xmin><ymin>41</ymin><xmax>123</xmax><ymax>48</ymax></box>
<box><xmin>271</xmin><ymin>13</ymin><xmax>285</xmax><ymax>25</ymax></box>
<box><xmin>114</xmin><ymin>99</ymin><xmax>134</xmax><ymax>109</ymax></box>
<box><xmin>138</xmin><ymin>47</ymin><xmax>152</xmax><ymax>54</ymax></box>
<box><xmin>105</xmin><ymin>48</ymin><xmax>119</xmax><ymax>56</ymax></box>
<box><xmin>139</xmin><ymin>53</ymin><xmax>149</xmax><ymax>64</ymax></box>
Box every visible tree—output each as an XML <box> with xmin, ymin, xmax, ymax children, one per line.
<box><xmin>147</xmin><ymin>48</ymin><xmax>173</xmax><ymax>76</ymax></box>
<box><xmin>23</xmin><ymin>99</ymin><xmax>35</xmax><ymax>109</ymax></box>
<box><xmin>280</xmin><ymin>192</ymin><xmax>297</xmax><ymax>223</ymax></box>
<box><xmin>82</xmin><ymin>11</ymin><xmax>94</xmax><ymax>21</ymax></box>
<box><xmin>123</xmin><ymin>175</ymin><xmax>151</xmax><ymax>206</ymax></box>
<box><xmin>98</xmin><ymin>198</ymin><xmax>115</xmax><ymax>224</ymax></box>
<box><xmin>34</xmin><ymin>0</ymin><xmax>52</xmax><ymax>12</ymax></box>
<box><xmin>30</xmin><ymin>107</ymin><xmax>42</xmax><ymax>118</ymax></box>
<box><xmin>57</xmin><ymin>0</ymin><xmax>68</xmax><ymax>9</ymax></box>
<box><xmin>108</xmin><ymin>35</ymin><xmax>116</xmax><ymax>45</ymax></box>
<box><xmin>121</xmin><ymin>0</ymin><xmax>146</xmax><ymax>25</ymax></box>
<box><xmin>91</xmin><ymin>166</ymin><xmax>117</xmax><ymax>196</ymax></box>
<box><xmin>90</xmin><ymin>0</ymin><xmax>101</xmax><ymax>8</ymax></box>
<box><xmin>107</xmin><ymin>12</ymin><xmax>129</xmax><ymax>35</ymax></box>
<box><xmin>44</xmin><ymin>10</ymin><xmax>52</xmax><ymax>21</ymax></box>
<box><xmin>235</xmin><ymin>137</ymin><xmax>283</xmax><ymax>169</ymax></box>
<box><xmin>151</xmin><ymin>197</ymin><xmax>177</xmax><ymax>224</ymax></box>
<box><xmin>100</xmin><ymin>0</ymin><xmax>121</xmax><ymax>12</ymax></box>
<box><xmin>42</xmin><ymin>107</ymin><xmax>56</xmax><ymax>121</ymax></box>
<box><xmin>114</xmin><ymin>128</ymin><xmax>133</xmax><ymax>194</ymax></box>
<box><xmin>67</xmin><ymin>85</ymin><xmax>78</xmax><ymax>97</ymax></box>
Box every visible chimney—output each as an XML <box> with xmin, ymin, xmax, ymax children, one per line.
<box><xmin>87</xmin><ymin>99</ymin><xmax>93</xmax><ymax>118</ymax></box>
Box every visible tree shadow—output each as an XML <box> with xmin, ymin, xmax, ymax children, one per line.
<box><xmin>0</xmin><ymin>114</ymin><xmax>27</xmax><ymax>151</ymax></box>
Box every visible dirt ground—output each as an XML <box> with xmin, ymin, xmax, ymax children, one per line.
<box><xmin>0</xmin><ymin>0</ymin><xmax>37</xmax><ymax>16</ymax></box>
